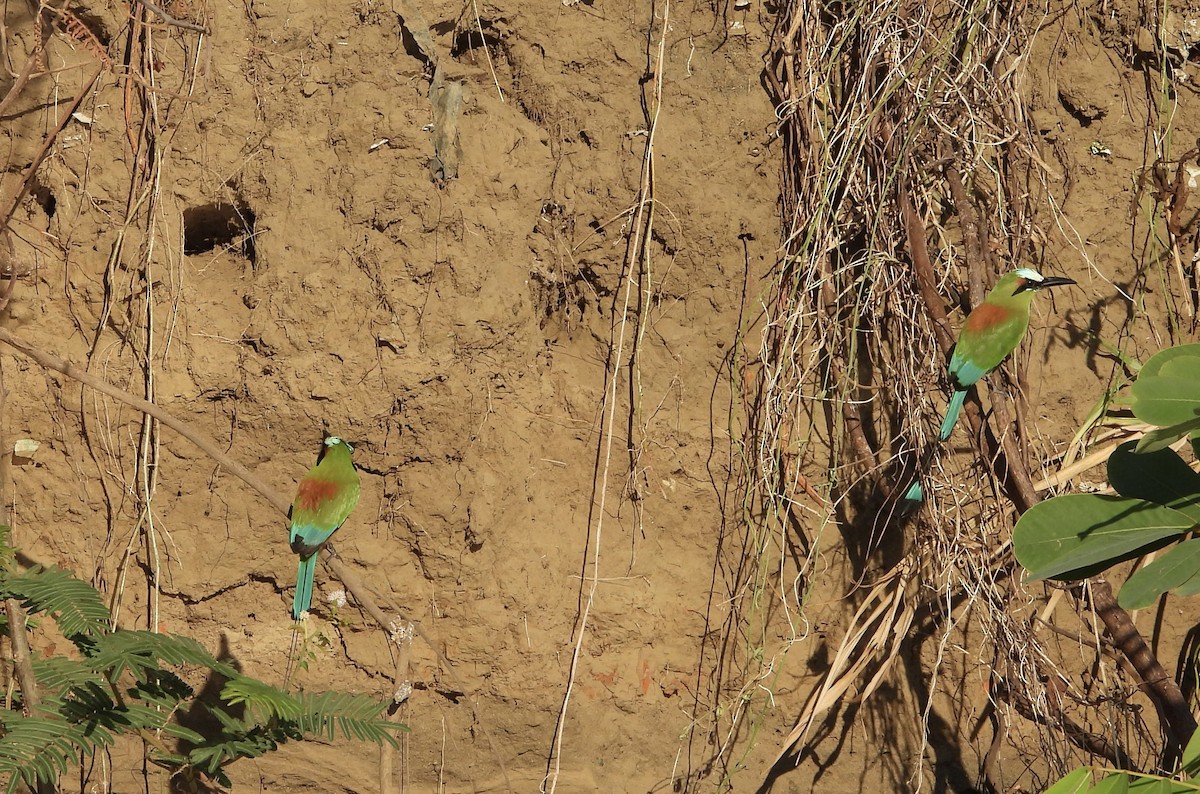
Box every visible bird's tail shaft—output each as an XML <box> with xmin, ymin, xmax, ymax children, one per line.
<box><xmin>905</xmin><ymin>390</ymin><xmax>968</xmax><ymax>504</ymax></box>
<box><xmin>939</xmin><ymin>389</ymin><xmax>968</xmax><ymax>441</ymax></box>
<box><xmin>293</xmin><ymin>554</ymin><xmax>317</xmax><ymax>620</ymax></box>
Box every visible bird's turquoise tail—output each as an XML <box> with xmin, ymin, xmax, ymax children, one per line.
<box><xmin>938</xmin><ymin>389</ymin><xmax>967</xmax><ymax>441</ymax></box>
<box><xmin>907</xmin><ymin>389</ymin><xmax>969</xmax><ymax>502</ymax></box>
<box><xmin>293</xmin><ymin>554</ymin><xmax>317</xmax><ymax>620</ymax></box>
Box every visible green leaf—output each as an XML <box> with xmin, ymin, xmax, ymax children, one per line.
<box><xmin>1014</xmin><ymin>495</ymin><xmax>1192</xmax><ymax>581</ymax></box>
<box><xmin>3</xmin><ymin>566</ymin><xmax>110</xmax><ymax>639</ymax></box>
<box><xmin>1119</xmin><ymin>540</ymin><xmax>1200</xmax><ymax>608</ymax></box>
<box><xmin>1162</xmin><ymin>355</ymin><xmax>1200</xmax><ymax>382</ymax></box>
<box><xmin>1043</xmin><ymin>767</ymin><xmax>1093</xmax><ymax>794</ymax></box>
<box><xmin>158</xmin><ymin>722</ymin><xmax>207</xmax><ymax>745</ymax></box>
<box><xmin>187</xmin><ymin>733</ymin><xmax>277</xmax><ymax>780</ymax></box>
<box><xmin>1182</xmin><ymin>722</ymin><xmax>1200</xmax><ymax>776</ymax></box>
<box><xmin>1140</xmin><ymin>344</ymin><xmax>1200</xmax><ymax>379</ymax></box>
<box><xmin>0</xmin><ymin>714</ymin><xmax>95</xmax><ymax>793</ymax></box>
<box><xmin>290</xmin><ymin>689</ymin><xmax>407</xmax><ymax>745</ymax></box>
<box><xmin>0</xmin><ymin>543</ymin><xmax>405</xmax><ymax>789</ymax></box>
<box><xmin>0</xmin><ymin>525</ymin><xmax>14</xmax><ymax>574</ymax></box>
<box><xmin>1108</xmin><ymin>442</ymin><xmax>1200</xmax><ymax>525</ymax></box>
<box><xmin>1131</xmin><ymin>375</ymin><xmax>1200</xmax><ymax>427</ymax></box>
<box><xmin>1091</xmin><ymin>772</ymin><xmax>1131</xmax><ymax>794</ymax></box>
<box><xmin>1136</xmin><ymin>417</ymin><xmax>1200</xmax><ymax>453</ymax></box>
<box><xmin>221</xmin><ymin>676</ymin><xmax>305</xmax><ymax>722</ymax></box>
<box><xmin>31</xmin><ymin>656</ymin><xmax>106</xmax><ymax>697</ymax></box>
<box><xmin>128</xmin><ymin>668</ymin><xmax>194</xmax><ymax>705</ymax></box>
<box><xmin>1126</xmin><ymin>778</ymin><xmax>1199</xmax><ymax>792</ymax></box>
<box><xmin>1173</xmin><ymin>571</ymin><xmax>1200</xmax><ymax>597</ymax></box>
<box><xmin>87</xmin><ymin>631</ymin><xmax>237</xmax><ymax>679</ymax></box>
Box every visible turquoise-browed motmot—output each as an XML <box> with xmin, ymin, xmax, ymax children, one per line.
<box><xmin>289</xmin><ymin>436</ymin><xmax>360</xmax><ymax>618</ymax></box>
<box><xmin>905</xmin><ymin>267</ymin><xmax>1075</xmax><ymax>501</ymax></box>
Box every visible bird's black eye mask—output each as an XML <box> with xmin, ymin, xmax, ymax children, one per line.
<box><xmin>1013</xmin><ymin>274</ymin><xmax>1076</xmax><ymax>295</ymax></box>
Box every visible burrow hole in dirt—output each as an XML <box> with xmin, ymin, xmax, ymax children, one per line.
<box><xmin>450</xmin><ymin>24</ymin><xmax>504</xmax><ymax>58</ymax></box>
<box><xmin>183</xmin><ymin>201</ymin><xmax>257</xmax><ymax>265</ymax></box>
<box><xmin>31</xmin><ymin>181</ymin><xmax>56</xmax><ymax>219</ymax></box>
<box><xmin>447</xmin><ymin>22</ymin><xmax>592</xmax><ymax>146</ymax></box>
<box><xmin>449</xmin><ymin>19</ymin><xmax>515</xmax><ymax>90</ymax></box>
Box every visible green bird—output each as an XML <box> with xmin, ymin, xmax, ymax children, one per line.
<box><xmin>905</xmin><ymin>267</ymin><xmax>1074</xmax><ymax>501</ymax></box>
<box><xmin>289</xmin><ymin>436</ymin><xmax>360</xmax><ymax>619</ymax></box>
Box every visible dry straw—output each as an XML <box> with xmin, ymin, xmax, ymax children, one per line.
<box><xmin>676</xmin><ymin>0</ymin><xmax>1178</xmax><ymax>790</ymax></box>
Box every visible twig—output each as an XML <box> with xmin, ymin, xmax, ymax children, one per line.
<box><xmin>379</xmin><ymin>619</ymin><xmax>412</xmax><ymax>794</ymax></box>
<box><xmin>470</xmin><ymin>0</ymin><xmax>502</xmax><ymax>102</ymax></box>
<box><xmin>542</xmin><ymin>3</ymin><xmax>668</xmax><ymax>791</ymax></box>
<box><xmin>134</xmin><ymin>0</ymin><xmax>210</xmax><ymax>33</ymax></box>
<box><xmin>945</xmin><ymin>165</ymin><xmax>988</xmax><ymax>307</ymax></box>
<box><xmin>3</xmin><ymin>600</ymin><xmax>39</xmax><ymax>713</ymax></box>
<box><xmin>989</xmin><ymin>392</ymin><xmax>1038</xmax><ymax>512</ymax></box>
<box><xmin>999</xmin><ymin>674</ymin><xmax>1134</xmax><ymax>769</ymax></box>
<box><xmin>0</xmin><ymin>63</ymin><xmax>103</xmax><ymax>228</ymax></box>
<box><xmin>1090</xmin><ymin>580</ymin><xmax>1196</xmax><ymax>759</ymax></box>
<box><xmin>0</xmin><ymin>48</ymin><xmax>44</xmax><ymax>121</ymax></box>
<box><xmin>4</xmin><ymin>599</ymin><xmax>54</xmax><ymax>794</ymax></box>
<box><xmin>0</xmin><ymin>329</ymin><xmax>290</xmax><ymax>513</ymax></box>
<box><xmin>902</xmin><ymin>182</ymin><xmax>955</xmax><ymax>352</ymax></box>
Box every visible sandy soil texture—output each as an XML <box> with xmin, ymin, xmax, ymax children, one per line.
<box><xmin>4</xmin><ymin>0</ymin><xmax>1200</xmax><ymax>792</ymax></box>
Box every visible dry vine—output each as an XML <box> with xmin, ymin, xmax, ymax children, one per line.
<box><xmin>681</xmin><ymin>0</ymin><xmax>1199</xmax><ymax>791</ymax></box>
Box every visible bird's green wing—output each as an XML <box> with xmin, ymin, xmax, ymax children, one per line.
<box><xmin>289</xmin><ymin>445</ymin><xmax>361</xmax><ymax>553</ymax></box>
<box><xmin>950</xmin><ymin>303</ymin><xmax>1029</xmax><ymax>386</ymax></box>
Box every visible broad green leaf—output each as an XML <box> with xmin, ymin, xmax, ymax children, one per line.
<box><xmin>1141</xmin><ymin>344</ymin><xmax>1200</xmax><ymax>379</ymax></box>
<box><xmin>1162</xmin><ymin>356</ymin><xmax>1200</xmax><ymax>382</ymax></box>
<box><xmin>1014</xmin><ymin>495</ymin><xmax>1191</xmax><ymax>581</ymax></box>
<box><xmin>1043</xmin><ymin>767</ymin><xmax>1092</xmax><ymax>794</ymax></box>
<box><xmin>1126</xmin><ymin>777</ymin><xmax>1199</xmax><ymax>792</ymax></box>
<box><xmin>1182</xmin><ymin>721</ymin><xmax>1200</xmax><ymax>776</ymax></box>
<box><xmin>1136</xmin><ymin>417</ymin><xmax>1200</xmax><ymax>453</ymax></box>
<box><xmin>1108</xmin><ymin>442</ymin><xmax>1200</xmax><ymax>525</ymax></box>
<box><xmin>1174</xmin><ymin>570</ymin><xmax>1200</xmax><ymax>597</ymax></box>
<box><xmin>1130</xmin><ymin>375</ymin><xmax>1200</xmax><ymax>427</ymax></box>
<box><xmin>1091</xmin><ymin>772</ymin><xmax>1130</xmax><ymax>794</ymax></box>
<box><xmin>1118</xmin><ymin>540</ymin><xmax>1200</xmax><ymax>609</ymax></box>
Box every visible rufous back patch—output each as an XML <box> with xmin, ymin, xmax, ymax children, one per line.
<box><xmin>965</xmin><ymin>302</ymin><xmax>1009</xmax><ymax>333</ymax></box>
<box><xmin>296</xmin><ymin>478</ymin><xmax>338</xmax><ymax>511</ymax></box>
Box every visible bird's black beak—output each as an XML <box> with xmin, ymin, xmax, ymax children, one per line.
<box><xmin>1014</xmin><ymin>275</ymin><xmax>1076</xmax><ymax>295</ymax></box>
<box><xmin>1034</xmin><ymin>276</ymin><xmax>1076</xmax><ymax>290</ymax></box>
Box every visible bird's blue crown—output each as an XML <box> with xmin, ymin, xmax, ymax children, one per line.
<box><xmin>1013</xmin><ymin>267</ymin><xmax>1044</xmax><ymax>282</ymax></box>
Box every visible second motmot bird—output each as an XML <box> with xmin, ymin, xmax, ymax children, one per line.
<box><xmin>905</xmin><ymin>267</ymin><xmax>1075</xmax><ymax>501</ymax></box>
<box><xmin>289</xmin><ymin>436</ymin><xmax>360</xmax><ymax>619</ymax></box>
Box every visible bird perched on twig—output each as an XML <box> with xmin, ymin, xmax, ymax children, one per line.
<box><xmin>905</xmin><ymin>267</ymin><xmax>1075</xmax><ymax>502</ymax></box>
<box><xmin>288</xmin><ymin>436</ymin><xmax>360</xmax><ymax>618</ymax></box>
